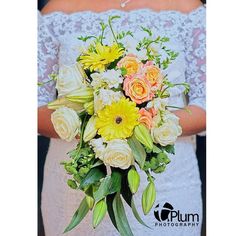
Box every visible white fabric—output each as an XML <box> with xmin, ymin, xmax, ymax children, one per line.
<box><xmin>38</xmin><ymin>6</ymin><xmax>206</xmax><ymax>236</ymax></box>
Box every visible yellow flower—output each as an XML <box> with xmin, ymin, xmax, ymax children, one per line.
<box><xmin>80</xmin><ymin>43</ymin><xmax>124</xmax><ymax>72</ymax></box>
<box><xmin>95</xmin><ymin>98</ymin><xmax>140</xmax><ymax>140</ymax></box>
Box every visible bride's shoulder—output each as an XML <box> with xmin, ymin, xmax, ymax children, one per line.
<box><xmin>169</xmin><ymin>0</ymin><xmax>204</xmax><ymax>13</ymax></box>
<box><xmin>41</xmin><ymin>0</ymin><xmax>81</xmax><ymax>15</ymax></box>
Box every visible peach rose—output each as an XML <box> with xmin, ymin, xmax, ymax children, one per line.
<box><xmin>123</xmin><ymin>75</ymin><xmax>154</xmax><ymax>104</ymax></box>
<box><xmin>117</xmin><ymin>55</ymin><xmax>142</xmax><ymax>76</ymax></box>
<box><xmin>148</xmin><ymin>107</ymin><xmax>158</xmax><ymax>117</ymax></box>
<box><xmin>139</xmin><ymin>108</ymin><xmax>153</xmax><ymax>129</ymax></box>
<box><xmin>143</xmin><ymin>61</ymin><xmax>163</xmax><ymax>89</ymax></box>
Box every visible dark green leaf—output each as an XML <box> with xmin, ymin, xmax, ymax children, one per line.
<box><xmin>79</xmin><ymin>167</ymin><xmax>105</xmax><ymax>190</ymax></box>
<box><xmin>163</xmin><ymin>145</ymin><xmax>175</xmax><ymax>154</ymax></box>
<box><xmin>94</xmin><ymin>171</ymin><xmax>122</xmax><ymax>202</ymax></box>
<box><xmin>112</xmin><ymin>193</ymin><xmax>134</xmax><ymax>236</ymax></box>
<box><xmin>64</xmin><ymin>197</ymin><xmax>89</xmax><ymax>233</ymax></box>
<box><xmin>106</xmin><ymin>194</ymin><xmax>118</xmax><ymax>230</ymax></box>
<box><xmin>127</xmin><ymin>136</ymin><xmax>146</xmax><ymax>169</ymax></box>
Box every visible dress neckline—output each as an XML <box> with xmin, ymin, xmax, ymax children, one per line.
<box><xmin>41</xmin><ymin>5</ymin><xmax>205</xmax><ymax>18</ymax></box>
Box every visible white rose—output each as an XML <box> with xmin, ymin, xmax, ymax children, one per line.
<box><xmin>51</xmin><ymin>107</ymin><xmax>81</xmax><ymax>142</ymax></box>
<box><xmin>102</xmin><ymin>139</ymin><xmax>134</xmax><ymax>169</ymax></box>
<box><xmin>162</xmin><ymin>110</ymin><xmax>180</xmax><ymax>125</ymax></box>
<box><xmin>151</xmin><ymin>120</ymin><xmax>182</xmax><ymax>146</ymax></box>
<box><xmin>56</xmin><ymin>63</ymin><xmax>87</xmax><ymax>97</ymax></box>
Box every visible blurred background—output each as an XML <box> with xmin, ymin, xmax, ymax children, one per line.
<box><xmin>38</xmin><ymin>1</ymin><xmax>206</xmax><ymax>235</ymax></box>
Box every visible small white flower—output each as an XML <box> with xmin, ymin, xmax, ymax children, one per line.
<box><xmin>94</xmin><ymin>89</ymin><xmax>123</xmax><ymax>113</ymax></box>
<box><xmin>147</xmin><ymin>98</ymin><xmax>169</xmax><ymax>111</ymax></box>
<box><xmin>51</xmin><ymin>107</ymin><xmax>81</xmax><ymax>142</ymax></box>
<box><xmin>90</xmin><ymin>138</ymin><xmax>106</xmax><ymax>159</ymax></box>
<box><xmin>91</xmin><ymin>69</ymin><xmax>123</xmax><ymax>89</ymax></box>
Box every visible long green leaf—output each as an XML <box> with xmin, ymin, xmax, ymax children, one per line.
<box><xmin>106</xmin><ymin>194</ymin><xmax>118</xmax><ymax>230</ymax></box>
<box><xmin>64</xmin><ymin>197</ymin><xmax>89</xmax><ymax>233</ymax></box>
<box><xmin>79</xmin><ymin>167</ymin><xmax>105</xmax><ymax>190</ymax></box>
<box><xmin>121</xmin><ymin>183</ymin><xmax>151</xmax><ymax>229</ymax></box>
<box><xmin>112</xmin><ymin>193</ymin><xmax>134</xmax><ymax>236</ymax></box>
<box><xmin>94</xmin><ymin>171</ymin><xmax>122</xmax><ymax>202</ymax></box>
<box><xmin>131</xmin><ymin>198</ymin><xmax>152</xmax><ymax>229</ymax></box>
<box><xmin>128</xmin><ymin>136</ymin><xmax>146</xmax><ymax>169</ymax></box>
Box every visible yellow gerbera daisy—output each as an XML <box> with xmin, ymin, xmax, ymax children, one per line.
<box><xmin>96</xmin><ymin>98</ymin><xmax>140</xmax><ymax>141</ymax></box>
<box><xmin>80</xmin><ymin>43</ymin><xmax>124</xmax><ymax>72</ymax></box>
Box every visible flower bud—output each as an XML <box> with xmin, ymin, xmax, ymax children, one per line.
<box><xmin>134</xmin><ymin>124</ymin><xmax>153</xmax><ymax>150</ymax></box>
<box><xmin>92</xmin><ymin>199</ymin><xmax>107</xmax><ymax>228</ymax></box>
<box><xmin>86</xmin><ymin>195</ymin><xmax>95</xmax><ymax>210</ymax></box>
<box><xmin>66</xmin><ymin>87</ymin><xmax>94</xmax><ymax>103</ymax></box>
<box><xmin>83</xmin><ymin>116</ymin><xmax>97</xmax><ymax>142</ymax></box>
<box><xmin>67</xmin><ymin>179</ymin><xmax>77</xmax><ymax>189</ymax></box>
<box><xmin>128</xmin><ymin>168</ymin><xmax>140</xmax><ymax>194</ymax></box>
<box><xmin>84</xmin><ymin>101</ymin><xmax>94</xmax><ymax>115</ymax></box>
<box><xmin>142</xmin><ymin>181</ymin><xmax>156</xmax><ymax>215</ymax></box>
<box><xmin>48</xmin><ymin>97</ymin><xmax>84</xmax><ymax>112</ymax></box>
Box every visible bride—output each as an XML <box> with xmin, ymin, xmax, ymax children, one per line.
<box><xmin>38</xmin><ymin>0</ymin><xmax>206</xmax><ymax>235</ymax></box>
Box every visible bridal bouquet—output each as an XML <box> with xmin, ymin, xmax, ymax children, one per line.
<box><xmin>42</xmin><ymin>16</ymin><xmax>189</xmax><ymax>235</ymax></box>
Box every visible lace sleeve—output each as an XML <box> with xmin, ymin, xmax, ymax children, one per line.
<box><xmin>185</xmin><ymin>8</ymin><xmax>206</xmax><ymax>111</ymax></box>
<box><xmin>38</xmin><ymin>12</ymin><xmax>59</xmax><ymax>107</ymax></box>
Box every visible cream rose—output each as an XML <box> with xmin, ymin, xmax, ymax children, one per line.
<box><xmin>56</xmin><ymin>63</ymin><xmax>87</xmax><ymax>97</ymax></box>
<box><xmin>151</xmin><ymin>120</ymin><xmax>182</xmax><ymax>146</ymax></box>
<box><xmin>51</xmin><ymin>107</ymin><xmax>81</xmax><ymax>142</ymax></box>
<box><xmin>102</xmin><ymin>139</ymin><xmax>134</xmax><ymax>169</ymax></box>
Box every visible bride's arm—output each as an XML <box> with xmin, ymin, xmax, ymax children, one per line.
<box><xmin>175</xmin><ymin>6</ymin><xmax>206</xmax><ymax>137</ymax></box>
<box><xmin>38</xmin><ymin>106</ymin><xmax>59</xmax><ymax>138</ymax></box>
<box><xmin>173</xmin><ymin>105</ymin><xmax>206</xmax><ymax>136</ymax></box>
<box><xmin>38</xmin><ymin>12</ymin><xmax>59</xmax><ymax>138</ymax></box>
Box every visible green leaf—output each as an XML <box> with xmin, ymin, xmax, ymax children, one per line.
<box><xmin>79</xmin><ymin>167</ymin><xmax>105</xmax><ymax>190</ymax></box>
<box><xmin>94</xmin><ymin>171</ymin><xmax>122</xmax><ymax>202</ymax></box>
<box><xmin>153</xmin><ymin>145</ymin><xmax>162</xmax><ymax>154</ymax></box>
<box><xmin>112</xmin><ymin>193</ymin><xmax>134</xmax><ymax>236</ymax></box>
<box><xmin>163</xmin><ymin>145</ymin><xmax>175</xmax><ymax>154</ymax></box>
<box><xmin>106</xmin><ymin>194</ymin><xmax>118</xmax><ymax>230</ymax></box>
<box><xmin>67</xmin><ymin>179</ymin><xmax>77</xmax><ymax>189</ymax></box>
<box><xmin>127</xmin><ymin>136</ymin><xmax>146</xmax><ymax>169</ymax></box>
<box><xmin>131</xmin><ymin>198</ymin><xmax>152</xmax><ymax>229</ymax></box>
<box><xmin>64</xmin><ymin>197</ymin><xmax>89</xmax><ymax>233</ymax></box>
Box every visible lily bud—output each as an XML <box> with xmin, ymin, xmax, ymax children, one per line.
<box><xmin>142</xmin><ymin>181</ymin><xmax>156</xmax><ymax>215</ymax></box>
<box><xmin>67</xmin><ymin>179</ymin><xmax>77</xmax><ymax>190</ymax></box>
<box><xmin>134</xmin><ymin>124</ymin><xmax>153</xmax><ymax>150</ymax></box>
<box><xmin>128</xmin><ymin>167</ymin><xmax>140</xmax><ymax>194</ymax></box>
<box><xmin>86</xmin><ymin>195</ymin><xmax>95</xmax><ymax>210</ymax></box>
<box><xmin>48</xmin><ymin>97</ymin><xmax>84</xmax><ymax>112</ymax></box>
<box><xmin>83</xmin><ymin>116</ymin><xmax>97</xmax><ymax>142</ymax></box>
<box><xmin>92</xmin><ymin>199</ymin><xmax>107</xmax><ymax>228</ymax></box>
<box><xmin>66</xmin><ymin>87</ymin><xmax>94</xmax><ymax>103</ymax></box>
<box><xmin>84</xmin><ymin>101</ymin><xmax>94</xmax><ymax>115</ymax></box>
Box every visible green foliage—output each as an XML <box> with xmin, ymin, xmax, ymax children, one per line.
<box><xmin>79</xmin><ymin>167</ymin><xmax>106</xmax><ymax>190</ymax></box>
<box><xmin>112</xmin><ymin>193</ymin><xmax>134</xmax><ymax>236</ymax></box>
<box><xmin>94</xmin><ymin>171</ymin><xmax>122</xmax><ymax>202</ymax></box>
<box><xmin>64</xmin><ymin>197</ymin><xmax>90</xmax><ymax>233</ymax></box>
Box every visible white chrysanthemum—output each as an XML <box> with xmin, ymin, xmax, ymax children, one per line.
<box><xmin>89</xmin><ymin>138</ymin><xmax>106</xmax><ymax>159</ymax></box>
<box><xmin>94</xmin><ymin>89</ymin><xmax>123</xmax><ymax>113</ymax></box>
<box><xmin>147</xmin><ymin>98</ymin><xmax>169</xmax><ymax>111</ymax></box>
<box><xmin>91</xmin><ymin>69</ymin><xmax>123</xmax><ymax>89</ymax></box>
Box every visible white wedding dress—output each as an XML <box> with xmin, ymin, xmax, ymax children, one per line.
<box><xmin>38</xmin><ymin>6</ymin><xmax>206</xmax><ymax>236</ymax></box>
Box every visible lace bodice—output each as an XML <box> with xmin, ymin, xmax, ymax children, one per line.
<box><xmin>38</xmin><ymin>7</ymin><xmax>206</xmax><ymax>110</ymax></box>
